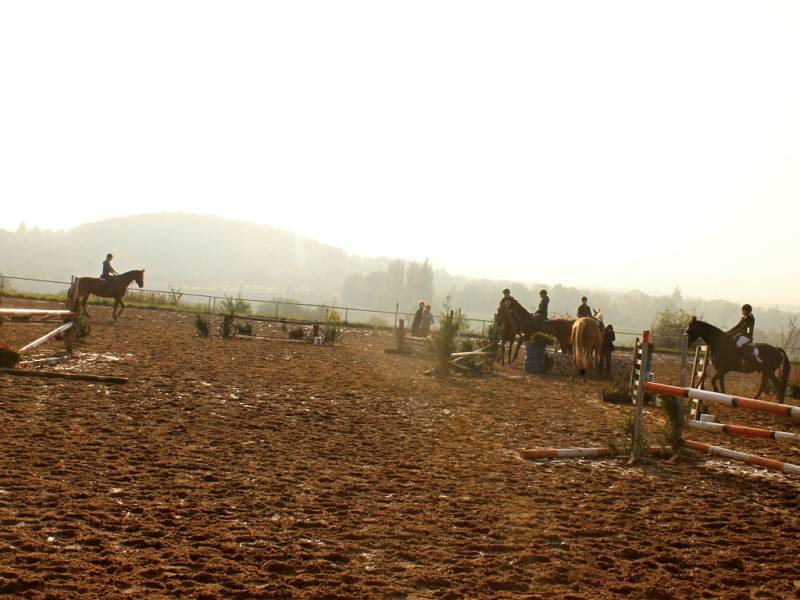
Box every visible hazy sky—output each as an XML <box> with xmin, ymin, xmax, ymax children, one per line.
<box><xmin>2</xmin><ymin>2</ymin><xmax>800</xmax><ymax>305</ymax></box>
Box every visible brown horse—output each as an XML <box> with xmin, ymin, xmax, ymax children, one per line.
<box><xmin>496</xmin><ymin>303</ymin><xmax>520</xmax><ymax>365</ymax></box>
<box><xmin>540</xmin><ymin>318</ymin><xmax>574</xmax><ymax>353</ymax></box>
<box><xmin>570</xmin><ymin>317</ymin><xmax>604</xmax><ymax>378</ymax></box>
<box><xmin>71</xmin><ymin>269</ymin><xmax>145</xmax><ymax>321</ymax></box>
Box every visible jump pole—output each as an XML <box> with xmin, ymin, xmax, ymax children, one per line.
<box><xmin>683</xmin><ymin>439</ymin><xmax>800</xmax><ymax>476</ymax></box>
<box><xmin>0</xmin><ymin>309</ymin><xmax>77</xmax><ymax>319</ymax></box>
<box><xmin>643</xmin><ymin>381</ymin><xmax>800</xmax><ymax>421</ymax></box>
<box><xmin>18</xmin><ymin>321</ymin><xmax>74</xmax><ymax>354</ymax></box>
<box><xmin>520</xmin><ymin>446</ymin><xmax>669</xmax><ymax>460</ymax></box>
<box><xmin>686</xmin><ymin>420</ymin><xmax>800</xmax><ymax>443</ymax></box>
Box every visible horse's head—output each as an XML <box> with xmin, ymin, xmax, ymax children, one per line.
<box><xmin>135</xmin><ymin>269</ymin><xmax>145</xmax><ymax>288</ymax></box>
<box><xmin>686</xmin><ymin>316</ymin><xmax>700</xmax><ymax>345</ymax></box>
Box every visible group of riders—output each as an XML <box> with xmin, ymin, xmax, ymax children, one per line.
<box><xmin>100</xmin><ymin>250</ymin><xmax>762</xmax><ymax>365</ymax></box>
<box><xmin>497</xmin><ymin>287</ymin><xmax>761</xmax><ymax>365</ymax></box>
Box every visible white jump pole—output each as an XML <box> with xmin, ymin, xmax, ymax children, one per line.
<box><xmin>0</xmin><ymin>309</ymin><xmax>77</xmax><ymax>318</ymax></box>
<box><xmin>18</xmin><ymin>321</ymin><xmax>74</xmax><ymax>354</ymax></box>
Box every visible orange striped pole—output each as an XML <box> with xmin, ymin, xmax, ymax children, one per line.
<box><xmin>683</xmin><ymin>439</ymin><xmax>800</xmax><ymax>476</ymax></box>
<box><xmin>686</xmin><ymin>420</ymin><xmax>800</xmax><ymax>443</ymax></box>
<box><xmin>644</xmin><ymin>381</ymin><xmax>800</xmax><ymax>421</ymax></box>
<box><xmin>519</xmin><ymin>446</ymin><xmax>669</xmax><ymax>460</ymax></box>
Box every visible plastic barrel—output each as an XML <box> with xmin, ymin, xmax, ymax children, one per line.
<box><xmin>524</xmin><ymin>342</ymin><xmax>546</xmax><ymax>374</ymax></box>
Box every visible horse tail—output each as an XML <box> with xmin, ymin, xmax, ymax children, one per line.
<box><xmin>778</xmin><ymin>348</ymin><xmax>791</xmax><ymax>403</ymax></box>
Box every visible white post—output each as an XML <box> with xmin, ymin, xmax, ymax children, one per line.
<box><xmin>631</xmin><ymin>330</ymin><xmax>652</xmax><ymax>462</ymax></box>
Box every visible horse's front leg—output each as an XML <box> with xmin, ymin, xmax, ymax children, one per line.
<box><xmin>754</xmin><ymin>369</ymin><xmax>769</xmax><ymax>399</ymax></box>
<box><xmin>710</xmin><ymin>372</ymin><xmax>720</xmax><ymax>392</ymax></box>
<box><xmin>81</xmin><ymin>295</ymin><xmax>90</xmax><ymax>317</ymax></box>
<box><xmin>115</xmin><ymin>297</ymin><xmax>126</xmax><ymax>320</ymax></box>
<box><xmin>512</xmin><ymin>334</ymin><xmax>524</xmax><ymax>363</ymax></box>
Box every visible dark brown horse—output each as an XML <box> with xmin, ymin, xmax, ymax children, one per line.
<box><xmin>686</xmin><ymin>317</ymin><xmax>790</xmax><ymax>402</ymax></box>
<box><xmin>71</xmin><ymin>269</ymin><xmax>145</xmax><ymax>321</ymax></box>
<box><xmin>496</xmin><ymin>302</ymin><xmax>520</xmax><ymax>365</ymax></box>
<box><xmin>540</xmin><ymin>318</ymin><xmax>574</xmax><ymax>354</ymax></box>
<box><xmin>505</xmin><ymin>299</ymin><xmax>546</xmax><ymax>361</ymax></box>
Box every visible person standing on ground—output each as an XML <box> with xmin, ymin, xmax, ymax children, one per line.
<box><xmin>411</xmin><ymin>300</ymin><xmax>425</xmax><ymax>336</ymax></box>
<box><xmin>577</xmin><ymin>296</ymin><xmax>592</xmax><ymax>318</ymax></box>
<box><xmin>419</xmin><ymin>304</ymin><xmax>434</xmax><ymax>337</ymax></box>
<box><xmin>601</xmin><ymin>324</ymin><xmax>616</xmax><ymax>377</ymax></box>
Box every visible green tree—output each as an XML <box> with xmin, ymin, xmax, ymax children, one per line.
<box><xmin>651</xmin><ymin>308</ymin><xmax>693</xmax><ymax>349</ymax></box>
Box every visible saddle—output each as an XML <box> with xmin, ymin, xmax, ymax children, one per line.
<box><xmin>727</xmin><ymin>336</ymin><xmax>759</xmax><ymax>369</ymax></box>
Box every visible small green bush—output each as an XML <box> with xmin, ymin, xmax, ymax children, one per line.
<box><xmin>220</xmin><ymin>314</ymin><xmax>234</xmax><ymax>338</ymax></box>
<box><xmin>288</xmin><ymin>325</ymin><xmax>306</xmax><ymax>340</ymax></box>
<box><xmin>531</xmin><ymin>332</ymin><xmax>555</xmax><ymax>346</ymax></box>
<box><xmin>221</xmin><ymin>294</ymin><xmax>252</xmax><ymax>316</ymax></box>
<box><xmin>235</xmin><ymin>322</ymin><xmax>253</xmax><ymax>336</ymax></box>
<box><xmin>323</xmin><ymin>322</ymin><xmax>341</xmax><ymax>345</ymax></box>
<box><xmin>660</xmin><ymin>394</ymin><xmax>689</xmax><ymax>453</ymax></box>
<box><xmin>195</xmin><ymin>315</ymin><xmax>211</xmax><ymax>337</ymax></box>
<box><xmin>0</xmin><ymin>342</ymin><xmax>20</xmax><ymax>368</ymax></box>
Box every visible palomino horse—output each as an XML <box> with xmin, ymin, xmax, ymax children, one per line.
<box><xmin>496</xmin><ymin>302</ymin><xmax>520</xmax><ymax>365</ymax></box>
<box><xmin>686</xmin><ymin>317</ymin><xmax>790</xmax><ymax>402</ymax></box>
<box><xmin>71</xmin><ymin>269</ymin><xmax>145</xmax><ymax>321</ymax></box>
<box><xmin>570</xmin><ymin>317</ymin><xmax>604</xmax><ymax>378</ymax></box>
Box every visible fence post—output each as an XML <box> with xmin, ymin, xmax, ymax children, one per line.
<box><xmin>631</xmin><ymin>330</ymin><xmax>652</xmax><ymax>462</ymax></box>
<box><xmin>678</xmin><ymin>332</ymin><xmax>689</xmax><ymax>387</ymax></box>
<box><xmin>275</xmin><ymin>302</ymin><xmax>280</xmax><ymax>318</ymax></box>
<box><xmin>212</xmin><ymin>297</ymin><xmax>216</xmax><ymax>313</ymax></box>
<box><xmin>394</xmin><ymin>302</ymin><xmax>399</xmax><ymax>329</ymax></box>
<box><xmin>344</xmin><ymin>308</ymin><xmax>349</xmax><ymax>323</ymax></box>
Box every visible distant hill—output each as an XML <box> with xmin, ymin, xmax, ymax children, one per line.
<box><xmin>2</xmin><ymin>213</ymin><xmax>798</xmax><ymax>350</ymax></box>
<box><xmin>0</xmin><ymin>213</ymin><xmax>388</xmax><ymax>301</ymax></box>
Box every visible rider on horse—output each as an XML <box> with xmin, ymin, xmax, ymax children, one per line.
<box><xmin>728</xmin><ymin>303</ymin><xmax>761</xmax><ymax>363</ymax></box>
<box><xmin>577</xmin><ymin>296</ymin><xmax>592</xmax><ymax>318</ymax></box>
<box><xmin>100</xmin><ymin>253</ymin><xmax>118</xmax><ymax>280</ymax></box>
<box><xmin>533</xmin><ymin>289</ymin><xmax>549</xmax><ymax>321</ymax></box>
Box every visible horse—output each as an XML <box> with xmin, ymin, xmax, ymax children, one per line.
<box><xmin>540</xmin><ymin>318</ymin><xmax>574</xmax><ymax>354</ymax></box>
<box><xmin>686</xmin><ymin>317</ymin><xmax>790</xmax><ymax>402</ymax></box>
<box><xmin>70</xmin><ymin>269</ymin><xmax>145</xmax><ymax>321</ymax></box>
<box><xmin>495</xmin><ymin>302</ymin><xmax>520</xmax><ymax>365</ymax></box>
<box><xmin>570</xmin><ymin>317</ymin><xmax>604</xmax><ymax>378</ymax></box>
<box><xmin>505</xmin><ymin>299</ymin><xmax>547</xmax><ymax>361</ymax></box>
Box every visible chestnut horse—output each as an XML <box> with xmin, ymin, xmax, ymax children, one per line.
<box><xmin>570</xmin><ymin>317</ymin><xmax>604</xmax><ymax>378</ymax></box>
<box><xmin>71</xmin><ymin>269</ymin><xmax>145</xmax><ymax>321</ymax></box>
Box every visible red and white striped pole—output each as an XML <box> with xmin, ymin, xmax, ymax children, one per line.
<box><xmin>686</xmin><ymin>420</ymin><xmax>800</xmax><ymax>443</ymax></box>
<box><xmin>644</xmin><ymin>381</ymin><xmax>800</xmax><ymax>421</ymax></box>
<box><xmin>684</xmin><ymin>439</ymin><xmax>800</xmax><ymax>476</ymax></box>
<box><xmin>520</xmin><ymin>446</ymin><xmax>669</xmax><ymax>460</ymax></box>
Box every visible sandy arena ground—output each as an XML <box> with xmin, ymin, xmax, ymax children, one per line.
<box><xmin>1</xmin><ymin>302</ymin><xmax>799</xmax><ymax>599</ymax></box>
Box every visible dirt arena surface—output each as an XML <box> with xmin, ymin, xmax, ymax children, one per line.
<box><xmin>1</xmin><ymin>301</ymin><xmax>800</xmax><ymax>599</ymax></box>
